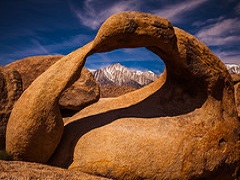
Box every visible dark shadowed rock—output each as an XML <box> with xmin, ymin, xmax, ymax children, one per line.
<box><xmin>0</xmin><ymin>67</ymin><xmax>22</xmax><ymax>150</ymax></box>
<box><xmin>234</xmin><ymin>82</ymin><xmax>240</xmax><ymax>117</ymax></box>
<box><xmin>231</xmin><ymin>74</ymin><xmax>240</xmax><ymax>117</ymax></box>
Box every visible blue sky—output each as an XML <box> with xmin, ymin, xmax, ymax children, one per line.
<box><xmin>0</xmin><ymin>0</ymin><xmax>239</xmax><ymax>74</ymax></box>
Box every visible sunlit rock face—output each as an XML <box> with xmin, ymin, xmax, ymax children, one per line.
<box><xmin>6</xmin><ymin>12</ymin><xmax>240</xmax><ymax>179</ymax></box>
<box><xmin>5</xmin><ymin>55</ymin><xmax>100</xmax><ymax>112</ymax></box>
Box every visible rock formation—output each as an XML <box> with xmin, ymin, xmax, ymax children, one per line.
<box><xmin>99</xmin><ymin>85</ymin><xmax>137</xmax><ymax>98</ymax></box>
<box><xmin>6</xmin><ymin>12</ymin><xmax>240</xmax><ymax>179</ymax></box>
<box><xmin>235</xmin><ymin>82</ymin><xmax>240</xmax><ymax>117</ymax></box>
<box><xmin>0</xmin><ymin>67</ymin><xmax>22</xmax><ymax>149</ymax></box>
<box><xmin>230</xmin><ymin>74</ymin><xmax>240</xmax><ymax>117</ymax></box>
<box><xmin>5</xmin><ymin>55</ymin><xmax>100</xmax><ymax>113</ymax></box>
<box><xmin>0</xmin><ymin>160</ymin><xmax>108</xmax><ymax>179</ymax></box>
<box><xmin>6</xmin><ymin>43</ymin><xmax>95</xmax><ymax>162</ymax></box>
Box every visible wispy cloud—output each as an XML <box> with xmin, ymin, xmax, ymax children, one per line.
<box><xmin>70</xmin><ymin>0</ymin><xmax>208</xmax><ymax>29</ymax></box>
<box><xmin>45</xmin><ymin>34</ymin><xmax>93</xmax><ymax>52</ymax></box>
<box><xmin>0</xmin><ymin>42</ymin><xmax>50</xmax><ymax>65</ymax></box>
<box><xmin>195</xmin><ymin>17</ymin><xmax>240</xmax><ymax>46</ymax></box>
<box><xmin>152</xmin><ymin>0</ymin><xmax>208</xmax><ymax>23</ymax></box>
<box><xmin>31</xmin><ymin>39</ymin><xmax>49</xmax><ymax>54</ymax></box>
<box><xmin>214</xmin><ymin>49</ymin><xmax>240</xmax><ymax>64</ymax></box>
<box><xmin>0</xmin><ymin>34</ymin><xmax>92</xmax><ymax>65</ymax></box>
<box><xmin>70</xmin><ymin>0</ymin><xmax>141</xmax><ymax>30</ymax></box>
<box><xmin>192</xmin><ymin>16</ymin><xmax>225</xmax><ymax>27</ymax></box>
<box><xmin>194</xmin><ymin>16</ymin><xmax>240</xmax><ymax>64</ymax></box>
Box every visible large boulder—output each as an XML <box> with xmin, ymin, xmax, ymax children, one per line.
<box><xmin>0</xmin><ymin>67</ymin><xmax>22</xmax><ymax>149</ymax></box>
<box><xmin>5</xmin><ymin>55</ymin><xmax>100</xmax><ymax>112</ymax></box>
<box><xmin>6</xmin><ymin>11</ymin><xmax>240</xmax><ymax>179</ymax></box>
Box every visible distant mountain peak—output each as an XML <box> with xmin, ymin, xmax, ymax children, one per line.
<box><xmin>226</xmin><ymin>64</ymin><xmax>240</xmax><ymax>74</ymax></box>
<box><xmin>92</xmin><ymin>63</ymin><xmax>159</xmax><ymax>88</ymax></box>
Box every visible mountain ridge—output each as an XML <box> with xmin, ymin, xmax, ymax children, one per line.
<box><xmin>91</xmin><ymin>63</ymin><xmax>240</xmax><ymax>89</ymax></box>
<box><xmin>92</xmin><ymin>63</ymin><xmax>159</xmax><ymax>88</ymax></box>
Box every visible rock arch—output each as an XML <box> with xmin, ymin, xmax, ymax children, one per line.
<box><xmin>6</xmin><ymin>12</ymin><xmax>239</xmax><ymax>179</ymax></box>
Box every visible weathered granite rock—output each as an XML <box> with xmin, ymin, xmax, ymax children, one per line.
<box><xmin>5</xmin><ymin>55</ymin><xmax>100</xmax><ymax>112</ymax></box>
<box><xmin>0</xmin><ymin>67</ymin><xmax>22</xmax><ymax>150</ymax></box>
<box><xmin>235</xmin><ymin>82</ymin><xmax>240</xmax><ymax>117</ymax></box>
<box><xmin>58</xmin><ymin>67</ymin><xmax>99</xmax><ymax>111</ymax></box>
<box><xmin>6</xmin><ymin>43</ymin><xmax>95</xmax><ymax>163</ymax></box>
<box><xmin>69</xmin><ymin>12</ymin><xmax>239</xmax><ymax>179</ymax></box>
<box><xmin>5</xmin><ymin>55</ymin><xmax>63</xmax><ymax>90</ymax></box>
<box><xmin>230</xmin><ymin>74</ymin><xmax>240</xmax><ymax>117</ymax></box>
<box><xmin>0</xmin><ymin>160</ymin><xmax>108</xmax><ymax>179</ymax></box>
<box><xmin>231</xmin><ymin>74</ymin><xmax>240</xmax><ymax>84</ymax></box>
<box><xmin>6</xmin><ymin>11</ymin><xmax>240</xmax><ymax>179</ymax></box>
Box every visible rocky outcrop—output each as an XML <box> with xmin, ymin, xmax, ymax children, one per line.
<box><xmin>5</xmin><ymin>55</ymin><xmax>63</xmax><ymax>90</ymax></box>
<box><xmin>5</xmin><ymin>55</ymin><xmax>100</xmax><ymax>112</ymax></box>
<box><xmin>231</xmin><ymin>74</ymin><xmax>240</xmax><ymax>117</ymax></box>
<box><xmin>0</xmin><ymin>67</ymin><xmax>22</xmax><ymax>150</ymax></box>
<box><xmin>6</xmin><ymin>12</ymin><xmax>240</xmax><ymax>179</ymax></box>
<box><xmin>231</xmin><ymin>74</ymin><xmax>240</xmax><ymax>84</ymax></box>
<box><xmin>0</xmin><ymin>160</ymin><xmax>108</xmax><ymax>179</ymax></box>
<box><xmin>235</xmin><ymin>82</ymin><xmax>240</xmax><ymax>117</ymax></box>
<box><xmin>58</xmin><ymin>67</ymin><xmax>100</xmax><ymax>111</ymax></box>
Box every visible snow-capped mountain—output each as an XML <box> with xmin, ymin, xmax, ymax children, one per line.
<box><xmin>226</xmin><ymin>64</ymin><xmax>240</xmax><ymax>74</ymax></box>
<box><xmin>92</xmin><ymin>63</ymin><xmax>159</xmax><ymax>88</ymax></box>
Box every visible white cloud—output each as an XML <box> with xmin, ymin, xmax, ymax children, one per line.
<box><xmin>197</xmin><ymin>35</ymin><xmax>240</xmax><ymax>46</ymax></box>
<box><xmin>195</xmin><ymin>17</ymin><xmax>240</xmax><ymax>46</ymax></box>
<box><xmin>194</xmin><ymin>17</ymin><xmax>240</xmax><ymax>64</ymax></box>
<box><xmin>196</xmin><ymin>18</ymin><xmax>240</xmax><ymax>38</ymax></box>
<box><xmin>192</xmin><ymin>16</ymin><xmax>225</xmax><ymax>27</ymax></box>
<box><xmin>70</xmin><ymin>0</ymin><xmax>141</xmax><ymax>29</ymax></box>
<box><xmin>214</xmin><ymin>50</ymin><xmax>240</xmax><ymax>64</ymax></box>
<box><xmin>152</xmin><ymin>0</ymin><xmax>208</xmax><ymax>23</ymax></box>
<box><xmin>71</xmin><ymin>0</ymin><xmax>208</xmax><ymax>29</ymax></box>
